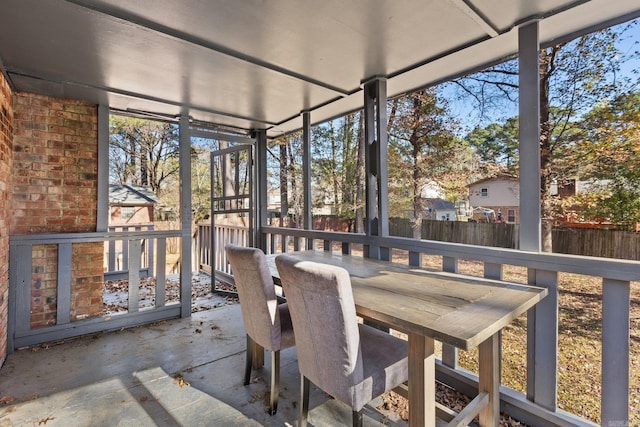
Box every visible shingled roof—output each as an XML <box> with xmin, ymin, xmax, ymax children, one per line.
<box><xmin>108</xmin><ymin>184</ymin><xmax>158</xmax><ymax>206</ymax></box>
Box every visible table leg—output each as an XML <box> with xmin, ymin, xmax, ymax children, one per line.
<box><xmin>478</xmin><ymin>332</ymin><xmax>500</xmax><ymax>426</ymax></box>
<box><xmin>408</xmin><ymin>332</ymin><xmax>435</xmax><ymax>427</ymax></box>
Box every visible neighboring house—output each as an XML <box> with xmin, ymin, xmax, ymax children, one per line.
<box><xmin>109</xmin><ymin>184</ymin><xmax>159</xmax><ymax>226</ymax></box>
<box><xmin>422</xmin><ymin>198</ymin><xmax>457</xmax><ymax>221</ymax></box>
<box><xmin>468</xmin><ymin>175</ymin><xmax>519</xmax><ymax>223</ymax></box>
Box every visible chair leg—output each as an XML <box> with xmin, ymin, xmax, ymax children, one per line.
<box><xmin>269</xmin><ymin>350</ymin><xmax>280</xmax><ymax>415</ymax></box>
<box><xmin>352</xmin><ymin>409</ymin><xmax>363</xmax><ymax>427</ymax></box>
<box><xmin>244</xmin><ymin>335</ymin><xmax>253</xmax><ymax>386</ymax></box>
<box><xmin>299</xmin><ymin>375</ymin><xmax>310</xmax><ymax>427</ymax></box>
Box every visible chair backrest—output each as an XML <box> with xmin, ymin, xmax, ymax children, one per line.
<box><xmin>275</xmin><ymin>254</ymin><xmax>364</xmax><ymax>404</ymax></box>
<box><xmin>225</xmin><ymin>244</ymin><xmax>283</xmax><ymax>351</ymax></box>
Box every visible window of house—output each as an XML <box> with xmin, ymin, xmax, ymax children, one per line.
<box><xmin>480</xmin><ymin>187</ymin><xmax>488</xmax><ymax>197</ymax></box>
<box><xmin>507</xmin><ymin>209</ymin><xmax>516</xmax><ymax>223</ymax></box>
<box><xmin>121</xmin><ymin>207</ymin><xmax>134</xmax><ymax>220</ymax></box>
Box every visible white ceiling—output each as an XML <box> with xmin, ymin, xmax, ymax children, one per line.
<box><xmin>1</xmin><ymin>0</ymin><xmax>638</xmax><ymax>138</ymax></box>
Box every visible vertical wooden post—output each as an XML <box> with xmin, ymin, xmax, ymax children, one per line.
<box><xmin>601</xmin><ymin>279</ymin><xmax>630</xmax><ymax>425</ymax></box>
<box><xmin>363</xmin><ymin>77</ymin><xmax>388</xmax><ymax>259</ymax></box>
<box><xmin>179</xmin><ymin>115</ymin><xmax>192</xmax><ymax>317</ymax></box>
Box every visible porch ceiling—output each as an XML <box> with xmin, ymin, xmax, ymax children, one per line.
<box><xmin>0</xmin><ymin>0</ymin><xmax>638</xmax><ymax>138</ymax></box>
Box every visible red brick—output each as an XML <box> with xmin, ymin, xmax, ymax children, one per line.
<box><xmin>9</xmin><ymin>92</ymin><xmax>101</xmax><ymax>330</ymax></box>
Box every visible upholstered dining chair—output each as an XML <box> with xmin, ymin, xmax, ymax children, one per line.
<box><xmin>225</xmin><ymin>244</ymin><xmax>295</xmax><ymax>415</ymax></box>
<box><xmin>275</xmin><ymin>254</ymin><xmax>408</xmax><ymax>427</ymax></box>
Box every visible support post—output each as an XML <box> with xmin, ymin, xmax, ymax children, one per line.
<box><xmin>302</xmin><ymin>111</ymin><xmax>314</xmax><ymax>249</ymax></box>
<box><xmin>518</xmin><ymin>21</ymin><xmax>541</xmax><ymax>252</ymax></box>
<box><xmin>97</xmin><ymin>104</ymin><xmax>109</xmax><ymax>232</ymax></box>
<box><xmin>254</xmin><ymin>129</ymin><xmax>268</xmax><ymax>252</ymax></box>
<box><xmin>520</xmin><ymin>21</ymin><xmax>558</xmax><ymax>408</ymax></box>
<box><xmin>363</xmin><ymin>77</ymin><xmax>389</xmax><ymax>259</ymax></box>
<box><xmin>179</xmin><ymin>115</ymin><xmax>192</xmax><ymax>317</ymax></box>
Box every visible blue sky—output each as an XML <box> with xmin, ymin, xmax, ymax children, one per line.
<box><xmin>440</xmin><ymin>18</ymin><xmax>639</xmax><ymax>136</ymax></box>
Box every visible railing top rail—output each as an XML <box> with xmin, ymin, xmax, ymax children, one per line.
<box><xmin>381</xmin><ymin>235</ymin><xmax>640</xmax><ymax>282</ymax></box>
<box><xmin>10</xmin><ymin>230</ymin><xmax>182</xmax><ymax>246</ymax></box>
<box><xmin>260</xmin><ymin>226</ymin><xmax>640</xmax><ymax>282</ymax></box>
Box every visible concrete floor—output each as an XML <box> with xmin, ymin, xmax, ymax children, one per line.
<box><xmin>0</xmin><ymin>304</ymin><xmax>407</xmax><ymax>426</ymax></box>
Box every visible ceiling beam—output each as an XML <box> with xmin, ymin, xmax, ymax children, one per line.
<box><xmin>63</xmin><ymin>0</ymin><xmax>352</xmax><ymax>96</ymax></box>
<box><xmin>449</xmin><ymin>0</ymin><xmax>499</xmax><ymax>37</ymax></box>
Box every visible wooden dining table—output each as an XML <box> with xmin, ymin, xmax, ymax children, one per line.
<box><xmin>266</xmin><ymin>250</ymin><xmax>547</xmax><ymax>427</ymax></box>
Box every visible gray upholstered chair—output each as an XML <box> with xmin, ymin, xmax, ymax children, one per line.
<box><xmin>225</xmin><ymin>244</ymin><xmax>295</xmax><ymax>415</ymax></box>
<box><xmin>275</xmin><ymin>254</ymin><xmax>408</xmax><ymax>427</ymax></box>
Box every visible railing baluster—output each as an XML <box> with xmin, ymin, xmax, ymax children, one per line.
<box><xmin>11</xmin><ymin>245</ymin><xmax>32</xmax><ymax>335</ymax></box>
<box><xmin>528</xmin><ymin>269</ymin><xmax>558</xmax><ymax>411</ymax></box>
<box><xmin>56</xmin><ymin>243</ymin><xmax>72</xmax><ymax>325</ymax></box>
<box><xmin>108</xmin><ymin>239</ymin><xmax>116</xmax><ymax>271</ymax></box>
<box><xmin>443</xmin><ymin>256</ymin><xmax>458</xmax><ymax>273</ymax></box>
<box><xmin>380</xmin><ymin>246</ymin><xmax>391</xmax><ymax>261</ymax></box>
<box><xmin>122</xmin><ymin>227</ymin><xmax>129</xmax><ymax>271</ymax></box>
<box><xmin>155</xmin><ymin>238</ymin><xmax>166</xmax><ymax>308</ymax></box>
<box><xmin>408</xmin><ymin>250</ymin><xmax>421</xmax><ymax>267</ymax></box>
<box><xmin>601</xmin><ymin>278</ymin><xmax>630</xmax><ymax>426</ymax></box>
<box><xmin>128</xmin><ymin>239</ymin><xmax>142</xmax><ymax>313</ymax></box>
<box><xmin>342</xmin><ymin>242</ymin><xmax>351</xmax><ymax>255</ymax></box>
<box><xmin>484</xmin><ymin>262</ymin><xmax>503</xmax><ymax>280</ymax></box>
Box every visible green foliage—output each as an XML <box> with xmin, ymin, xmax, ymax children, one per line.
<box><xmin>388</xmin><ymin>89</ymin><xmax>473</xmax><ymax>223</ymax></box>
<box><xmin>465</xmin><ymin>117</ymin><xmax>518</xmax><ymax>175</ymax></box>
<box><xmin>570</xmin><ymin>91</ymin><xmax>640</xmax><ymax>229</ymax></box>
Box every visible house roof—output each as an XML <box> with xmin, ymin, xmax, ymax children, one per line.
<box><xmin>424</xmin><ymin>198</ymin><xmax>456</xmax><ymax>211</ymax></box>
<box><xmin>468</xmin><ymin>174</ymin><xmax>519</xmax><ymax>187</ymax></box>
<box><xmin>1</xmin><ymin>1</ymin><xmax>638</xmax><ymax>138</ymax></box>
<box><xmin>109</xmin><ymin>184</ymin><xmax>158</xmax><ymax>205</ymax></box>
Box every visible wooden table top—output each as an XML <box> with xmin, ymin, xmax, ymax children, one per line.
<box><xmin>268</xmin><ymin>251</ymin><xmax>547</xmax><ymax>350</ymax></box>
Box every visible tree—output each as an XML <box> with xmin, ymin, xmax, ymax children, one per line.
<box><xmin>465</xmin><ymin>117</ymin><xmax>519</xmax><ymax>176</ymax></box>
<box><xmin>268</xmin><ymin>132</ymin><xmax>303</xmax><ymax>227</ymax></box>
<box><xmin>109</xmin><ymin>115</ymin><xmax>180</xmax><ymax>194</ymax></box>
<box><xmin>387</xmin><ymin>89</ymin><xmax>471</xmax><ymax>238</ymax></box>
<box><xmin>450</xmin><ymin>21</ymin><xmax>639</xmax><ymax>250</ymax></box>
<box><xmin>571</xmin><ymin>91</ymin><xmax>640</xmax><ymax>228</ymax></box>
<box><xmin>312</xmin><ymin>112</ymin><xmax>363</xmax><ymax>228</ymax></box>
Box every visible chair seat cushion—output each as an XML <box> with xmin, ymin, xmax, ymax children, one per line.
<box><xmin>353</xmin><ymin>323</ymin><xmax>408</xmax><ymax>411</ymax></box>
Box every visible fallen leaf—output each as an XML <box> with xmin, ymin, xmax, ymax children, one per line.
<box><xmin>38</xmin><ymin>416</ymin><xmax>55</xmax><ymax>425</ymax></box>
<box><xmin>0</xmin><ymin>395</ymin><xmax>14</xmax><ymax>404</ymax></box>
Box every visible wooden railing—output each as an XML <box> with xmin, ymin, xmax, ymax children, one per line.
<box><xmin>105</xmin><ymin>224</ymin><xmax>155</xmax><ymax>279</ymax></box>
<box><xmin>198</xmin><ymin>222</ymin><xmax>638</xmax><ymax>427</ymax></box>
<box><xmin>196</xmin><ymin>222</ymin><xmax>249</xmax><ymax>283</ymax></box>
<box><xmin>9</xmin><ymin>229</ymin><xmax>185</xmax><ymax>351</ymax></box>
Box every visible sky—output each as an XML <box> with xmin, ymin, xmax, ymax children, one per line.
<box><xmin>439</xmin><ymin>17</ymin><xmax>640</xmax><ymax>136</ymax></box>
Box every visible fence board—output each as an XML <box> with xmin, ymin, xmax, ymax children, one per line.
<box><xmin>387</xmin><ymin>219</ymin><xmax>640</xmax><ymax>260</ymax></box>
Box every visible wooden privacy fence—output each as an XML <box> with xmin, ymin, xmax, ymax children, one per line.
<box><xmin>389</xmin><ymin>218</ymin><xmax>520</xmax><ymax>249</ymax></box>
<box><xmin>389</xmin><ymin>218</ymin><xmax>640</xmax><ymax>260</ymax></box>
<box><xmin>553</xmin><ymin>227</ymin><xmax>640</xmax><ymax>261</ymax></box>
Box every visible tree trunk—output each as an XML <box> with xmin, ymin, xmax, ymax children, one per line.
<box><xmin>411</xmin><ymin>96</ymin><xmax>423</xmax><ymax>240</ymax></box>
<box><xmin>539</xmin><ymin>48</ymin><xmax>556</xmax><ymax>252</ymax></box>
<box><xmin>279</xmin><ymin>138</ymin><xmax>288</xmax><ymax>227</ymax></box>
<box><xmin>355</xmin><ymin>113</ymin><xmax>365</xmax><ymax>233</ymax></box>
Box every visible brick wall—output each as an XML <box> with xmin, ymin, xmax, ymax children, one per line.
<box><xmin>11</xmin><ymin>92</ymin><xmax>103</xmax><ymax>329</ymax></box>
<box><xmin>0</xmin><ymin>72</ymin><xmax>14</xmax><ymax>363</ymax></box>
